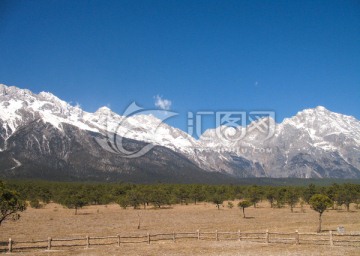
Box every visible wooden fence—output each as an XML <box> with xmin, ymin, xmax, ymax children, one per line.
<box><xmin>1</xmin><ymin>229</ymin><xmax>360</xmax><ymax>253</ymax></box>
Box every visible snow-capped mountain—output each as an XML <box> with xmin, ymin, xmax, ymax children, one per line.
<box><xmin>0</xmin><ymin>83</ymin><xmax>359</xmax><ymax>181</ymax></box>
<box><xmin>0</xmin><ymin>84</ymin><xmax>197</xmax><ymax>153</ymax></box>
<box><xmin>0</xmin><ymin>84</ymin><xmax>224</xmax><ymax>182</ymax></box>
<box><xmin>200</xmin><ymin>106</ymin><xmax>360</xmax><ymax>178</ymax></box>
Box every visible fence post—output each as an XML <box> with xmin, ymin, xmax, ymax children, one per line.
<box><xmin>295</xmin><ymin>230</ymin><xmax>299</xmax><ymax>245</ymax></box>
<box><xmin>265</xmin><ymin>229</ymin><xmax>269</xmax><ymax>244</ymax></box>
<box><xmin>8</xmin><ymin>238</ymin><xmax>12</xmax><ymax>253</ymax></box>
<box><xmin>117</xmin><ymin>234</ymin><xmax>121</xmax><ymax>247</ymax></box>
<box><xmin>173</xmin><ymin>232</ymin><xmax>176</xmax><ymax>242</ymax></box>
<box><xmin>147</xmin><ymin>233</ymin><xmax>150</xmax><ymax>244</ymax></box>
<box><xmin>197</xmin><ymin>229</ymin><xmax>200</xmax><ymax>240</ymax></box>
<box><xmin>238</xmin><ymin>230</ymin><xmax>241</xmax><ymax>241</ymax></box>
<box><xmin>86</xmin><ymin>235</ymin><xmax>90</xmax><ymax>248</ymax></box>
<box><xmin>215</xmin><ymin>230</ymin><xmax>218</xmax><ymax>241</ymax></box>
<box><xmin>47</xmin><ymin>237</ymin><xmax>52</xmax><ymax>250</ymax></box>
<box><xmin>329</xmin><ymin>231</ymin><xmax>334</xmax><ymax>246</ymax></box>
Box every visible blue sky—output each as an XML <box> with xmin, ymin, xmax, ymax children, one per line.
<box><xmin>0</xmin><ymin>0</ymin><xmax>359</xmax><ymax>133</ymax></box>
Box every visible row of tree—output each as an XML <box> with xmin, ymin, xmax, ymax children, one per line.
<box><xmin>4</xmin><ymin>181</ymin><xmax>360</xmax><ymax>212</ymax></box>
<box><xmin>1</xmin><ymin>180</ymin><xmax>360</xmax><ymax>232</ymax></box>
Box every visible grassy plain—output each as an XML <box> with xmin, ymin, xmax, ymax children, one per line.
<box><xmin>1</xmin><ymin>201</ymin><xmax>359</xmax><ymax>255</ymax></box>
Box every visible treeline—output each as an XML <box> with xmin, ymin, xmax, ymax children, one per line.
<box><xmin>3</xmin><ymin>181</ymin><xmax>360</xmax><ymax>213</ymax></box>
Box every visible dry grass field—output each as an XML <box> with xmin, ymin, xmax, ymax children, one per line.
<box><xmin>1</xmin><ymin>201</ymin><xmax>359</xmax><ymax>255</ymax></box>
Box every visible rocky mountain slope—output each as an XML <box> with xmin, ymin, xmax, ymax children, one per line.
<box><xmin>0</xmin><ymin>83</ymin><xmax>359</xmax><ymax>181</ymax></box>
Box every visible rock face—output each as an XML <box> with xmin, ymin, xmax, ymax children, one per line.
<box><xmin>0</xmin><ymin>83</ymin><xmax>359</xmax><ymax>182</ymax></box>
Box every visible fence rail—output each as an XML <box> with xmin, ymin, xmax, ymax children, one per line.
<box><xmin>1</xmin><ymin>229</ymin><xmax>360</xmax><ymax>253</ymax></box>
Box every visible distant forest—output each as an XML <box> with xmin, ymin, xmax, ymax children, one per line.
<box><xmin>2</xmin><ymin>180</ymin><xmax>360</xmax><ymax>213</ymax></box>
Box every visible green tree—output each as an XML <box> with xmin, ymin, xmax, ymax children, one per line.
<box><xmin>30</xmin><ymin>198</ymin><xmax>43</xmax><ymax>209</ymax></box>
<box><xmin>0</xmin><ymin>181</ymin><xmax>27</xmax><ymax>226</ymax></box>
<box><xmin>285</xmin><ymin>188</ymin><xmax>300</xmax><ymax>212</ymax></box>
<box><xmin>175</xmin><ymin>186</ymin><xmax>190</xmax><ymax>205</ymax></box>
<box><xmin>189</xmin><ymin>185</ymin><xmax>205</xmax><ymax>205</ymax></box>
<box><xmin>118</xmin><ymin>196</ymin><xmax>130</xmax><ymax>209</ymax></box>
<box><xmin>211</xmin><ymin>193</ymin><xmax>225</xmax><ymax>210</ymax></box>
<box><xmin>85</xmin><ymin>185</ymin><xmax>111</xmax><ymax>205</ymax></box>
<box><xmin>309</xmin><ymin>194</ymin><xmax>332</xmax><ymax>233</ymax></box>
<box><xmin>36</xmin><ymin>186</ymin><xmax>52</xmax><ymax>205</ymax></box>
<box><xmin>57</xmin><ymin>187</ymin><xmax>88</xmax><ymax>215</ymax></box>
<box><xmin>336</xmin><ymin>184</ymin><xmax>358</xmax><ymax>211</ymax></box>
<box><xmin>227</xmin><ymin>201</ymin><xmax>234</xmax><ymax>209</ymax></box>
<box><xmin>325</xmin><ymin>183</ymin><xmax>339</xmax><ymax>209</ymax></box>
<box><xmin>126</xmin><ymin>189</ymin><xmax>143</xmax><ymax>209</ymax></box>
<box><xmin>149</xmin><ymin>187</ymin><xmax>172</xmax><ymax>208</ymax></box>
<box><xmin>274</xmin><ymin>187</ymin><xmax>286</xmax><ymax>208</ymax></box>
<box><xmin>247</xmin><ymin>185</ymin><xmax>262</xmax><ymax>208</ymax></box>
<box><xmin>303</xmin><ymin>184</ymin><xmax>317</xmax><ymax>204</ymax></box>
<box><xmin>238</xmin><ymin>200</ymin><xmax>252</xmax><ymax>218</ymax></box>
<box><xmin>138</xmin><ymin>186</ymin><xmax>152</xmax><ymax>209</ymax></box>
<box><xmin>265</xmin><ymin>187</ymin><xmax>277</xmax><ymax>208</ymax></box>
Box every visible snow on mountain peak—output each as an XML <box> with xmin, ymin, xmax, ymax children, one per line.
<box><xmin>315</xmin><ymin>105</ymin><xmax>327</xmax><ymax>111</ymax></box>
<box><xmin>0</xmin><ymin>84</ymin><xmax>35</xmax><ymax>98</ymax></box>
<box><xmin>97</xmin><ymin>106</ymin><xmax>111</xmax><ymax>112</ymax></box>
<box><xmin>285</xmin><ymin>106</ymin><xmax>357</xmax><ymax>130</ymax></box>
<box><xmin>38</xmin><ymin>91</ymin><xmax>69</xmax><ymax>108</ymax></box>
<box><xmin>94</xmin><ymin>106</ymin><xmax>112</xmax><ymax>115</ymax></box>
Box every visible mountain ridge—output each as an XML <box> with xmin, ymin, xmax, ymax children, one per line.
<box><xmin>1</xmin><ymin>83</ymin><xmax>360</xmax><ymax>181</ymax></box>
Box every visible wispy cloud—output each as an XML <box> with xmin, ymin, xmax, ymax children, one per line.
<box><xmin>154</xmin><ymin>95</ymin><xmax>172</xmax><ymax>110</ymax></box>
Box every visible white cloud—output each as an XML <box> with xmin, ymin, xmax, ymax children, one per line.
<box><xmin>154</xmin><ymin>95</ymin><xmax>172</xmax><ymax>110</ymax></box>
